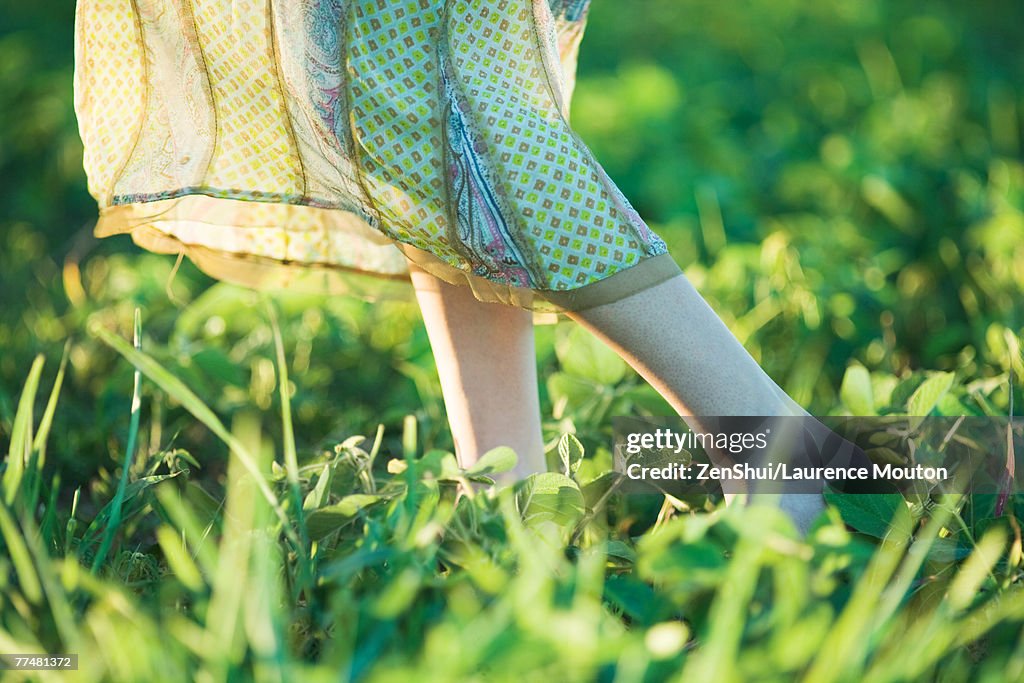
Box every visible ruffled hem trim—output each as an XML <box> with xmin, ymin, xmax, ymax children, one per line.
<box><xmin>96</xmin><ymin>193</ymin><xmax>683</xmax><ymax>324</ymax></box>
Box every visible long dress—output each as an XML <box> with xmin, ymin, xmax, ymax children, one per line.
<box><xmin>73</xmin><ymin>0</ymin><xmax>682</xmax><ymax>320</ymax></box>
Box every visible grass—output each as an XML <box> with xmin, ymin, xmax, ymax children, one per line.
<box><xmin>0</xmin><ymin>306</ymin><xmax>1022</xmax><ymax>682</ymax></box>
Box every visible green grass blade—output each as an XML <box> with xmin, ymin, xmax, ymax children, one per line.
<box><xmin>947</xmin><ymin>526</ymin><xmax>1008</xmax><ymax>611</ymax></box>
<box><xmin>402</xmin><ymin>414</ymin><xmax>417</xmax><ymax>460</ymax></box>
<box><xmin>23</xmin><ymin>343</ymin><xmax>71</xmax><ymax>514</ymax></box>
<box><xmin>266</xmin><ymin>298</ymin><xmax>313</xmax><ymax>599</ymax></box>
<box><xmin>92</xmin><ymin>309</ymin><xmax>144</xmax><ymax>573</ymax></box>
<box><xmin>264</xmin><ymin>300</ymin><xmax>299</xmax><ymax>488</ymax></box>
<box><xmin>154</xmin><ymin>483</ymin><xmax>220</xmax><ymax>580</ymax></box>
<box><xmin>88</xmin><ymin>318</ymin><xmax>301</xmax><ymax>551</ymax></box>
<box><xmin>0</xmin><ymin>502</ymin><xmax>43</xmax><ymax>603</ymax></box>
<box><xmin>24</xmin><ymin>342</ymin><xmax>70</xmax><ymax>514</ymax></box>
<box><xmin>64</xmin><ymin>487</ymin><xmax>80</xmax><ymax>556</ymax></box>
<box><xmin>2</xmin><ymin>355</ymin><xmax>44</xmax><ymax>507</ymax></box>
<box><xmin>806</xmin><ymin>502</ymin><xmax>915</xmax><ymax>681</ymax></box>
<box><xmin>14</xmin><ymin>509</ymin><xmax>79</xmax><ymax>648</ymax></box>
<box><xmin>680</xmin><ymin>510</ymin><xmax>768</xmax><ymax>681</ymax></box>
<box><xmin>155</xmin><ymin>525</ymin><xmax>205</xmax><ymax>592</ymax></box>
<box><xmin>31</xmin><ymin>341</ymin><xmax>70</xmax><ymax>473</ymax></box>
<box><xmin>39</xmin><ymin>472</ymin><xmax>60</xmax><ymax>550</ymax></box>
<box><xmin>265</xmin><ymin>301</ymin><xmax>308</xmax><ymax>537</ymax></box>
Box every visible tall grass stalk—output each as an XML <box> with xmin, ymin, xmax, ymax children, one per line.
<box><xmin>2</xmin><ymin>355</ymin><xmax>44</xmax><ymax>506</ymax></box>
<box><xmin>88</xmin><ymin>319</ymin><xmax>302</xmax><ymax>553</ymax></box>
<box><xmin>92</xmin><ymin>310</ymin><xmax>143</xmax><ymax>573</ymax></box>
<box><xmin>265</xmin><ymin>297</ymin><xmax>312</xmax><ymax>595</ymax></box>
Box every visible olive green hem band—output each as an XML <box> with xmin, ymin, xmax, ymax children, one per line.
<box><xmin>535</xmin><ymin>252</ymin><xmax>683</xmax><ymax>312</ymax></box>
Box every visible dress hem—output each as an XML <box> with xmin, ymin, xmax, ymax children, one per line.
<box><xmin>95</xmin><ymin>193</ymin><xmax>683</xmax><ymax>324</ymax></box>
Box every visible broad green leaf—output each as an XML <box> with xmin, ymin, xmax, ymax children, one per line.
<box><xmin>890</xmin><ymin>373</ymin><xmax>926</xmax><ymax>410</ymax></box>
<box><xmin>621</xmin><ymin>383</ymin><xmax>674</xmax><ymax>415</ymax></box>
<box><xmin>582</xmin><ymin>471</ymin><xmax>621</xmax><ymax>509</ymax></box>
<box><xmin>823</xmin><ymin>489</ymin><xmax>904</xmax><ymax>539</ymax></box>
<box><xmin>907</xmin><ymin>372</ymin><xmax>955</xmax><ymax>426</ymax></box>
<box><xmin>927</xmin><ymin>537</ymin><xmax>972</xmax><ymax>564</ymax></box>
<box><xmin>605</xmin><ymin>539</ymin><xmax>637</xmax><ymax>563</ymax></box>
<box><xmin>936</xmin><ymin>391</ymin><xmax>968</xmax><ymax>416</ymax></box>
<box><xmin>547</xmin><ymin>371</ymin><xmax>598</xmax><ymax>419</ymax></box>
<box><xmin>415</xmin><ymin>449</ymin><xmax>446</xmax><ymax>474</ymax></box>
<box><xmin>465</xmin><ymin>446</ymin><xmax>517</xmax><ymax>476</ymax></box>
<box><xmin>514</xmin><ymin>472</ymin><xmax>586</xmax><ymax>528</ymax></box>
<box><xmin>637</xmin><ymin>540</ymin><xmax>729</xmax><ymax>591</ymax></box>
<box><xmin>870</xmin><ymin>374</ymin><xmax>898</xmax><ymax>411</ymax></box>
<box><xmin>556</xmin><ymin>325</ymin><xmax>627</xmax><ymax>385</ymax></box>
<box><xmin>840</xmin><ymin>363</ymin><xmax>874</xmax><ymax>416</ymax></box>
<box><xmin>604</xmin><ymin>574</ymin><xmax>662</xmax><ymax>623</ymax></box>
<box><xmin>558</xmin><ymin>433</ymin><xmax>585</xmax><ymax>478</ymax></box>
<box><xmin>305</xmin><ymin>494</ymin><xmax>390</xmax><ymax>540</ymax></box>
<box><xmin>417</xmin><ymin>450</ymin><xmax>461</xmax><ymax>480</ymax></box>
<box><xmin>303</xmin><ymin>463</ymin><xmax>332</xmax><ymax>511</ymax></box>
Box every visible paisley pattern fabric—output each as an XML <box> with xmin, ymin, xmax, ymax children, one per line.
<box><xmin>74</xmin><ymin>0</ymin><xmax>681</xmax><ymax>316</ymax></box>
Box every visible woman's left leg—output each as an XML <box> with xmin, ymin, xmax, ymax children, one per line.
<box><xmin>563</xmin><ymin>273</ymin><xmax>829</xmax><ymax>531</ymax></box>
<box><xmin>408</xmin><ymin>262</ymin><xmax>548</xmax><ymax>483</ymax></box>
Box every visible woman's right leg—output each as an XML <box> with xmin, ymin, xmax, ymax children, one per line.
<box><xmin>408</xmin><ymin>261</ymin><xmax>548</xmax><ymax>483</ymax></box>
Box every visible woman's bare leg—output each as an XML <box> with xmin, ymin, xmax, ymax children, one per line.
<box><xmin>408</xmin><ymin>262</ymin><xmax>547</xmax><ymax>483</ymax></box>
<box><xmin>565</xmin><ymin>274</ymin><xmax>795</xmax><ymax>417</ymax></box>
<box><xmin>564</xmin><ymin>273</ymin><xmax>826</xmax><ymax>531</ymax></box>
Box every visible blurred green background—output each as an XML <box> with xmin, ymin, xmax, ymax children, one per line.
<box><xmin>1</xmin><ymin>0</ymin><xmax>1023</xmax><ymax>490</ymax></box>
